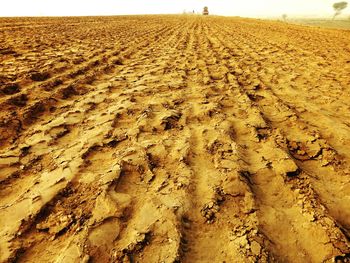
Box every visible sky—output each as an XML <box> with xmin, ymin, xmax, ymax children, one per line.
<box><xmin>0</xmin><ymin>0</ymin><xmax>349</xmax><ymax>18</ymax></box>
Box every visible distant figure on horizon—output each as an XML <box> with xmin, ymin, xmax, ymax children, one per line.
<box><xmin>203</xmin><ymin>6</ymin><xmax>209</xmax><ymax>15</ymax></box>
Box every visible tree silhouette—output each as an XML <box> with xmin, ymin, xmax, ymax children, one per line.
<box><xmin>282</xmin><ymin>14</ymin><xmax>287</xmax><ymax>21</ymax></box>
<box><xmin>333</xmin><ymin>1</ymin><xmax>348</xmax><ymax>20</ymax></box>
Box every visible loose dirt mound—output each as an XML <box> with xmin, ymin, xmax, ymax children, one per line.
<box><xmin>0</xmin><ymin>15</ymin><xmax>350</xmax><ymax>263</ymax></box>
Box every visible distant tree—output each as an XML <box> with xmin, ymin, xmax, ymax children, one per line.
<box><xmin>282</xmin><ymin>14</ymin><xmax>287</xmax><ymax>21</ymax></box>
<box><xmin>333</xmin><ymin>1</ymin><xmax>348</xmax><ymax>20</ymax></box>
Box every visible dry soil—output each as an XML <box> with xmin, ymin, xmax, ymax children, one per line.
<box><xmin>0</xmin><ymin>15</ymin><xmax>350</xmax><ymax>263</ymax></box>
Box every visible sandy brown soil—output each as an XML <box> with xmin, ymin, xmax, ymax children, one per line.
<box><xmin>0</xmin><ymin>15</ymin><xmax>350</xmax><ymax>262</ymax></box>
<box><xmin>289</xmin><ymin>19</ymin><xmax>350</xmax><ymax>30</ymax></box>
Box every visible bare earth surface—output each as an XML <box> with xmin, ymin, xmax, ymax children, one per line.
<box><xmin>289</xmin><ymin>19</ymin><xmax>350</xmax><ymax>30</ymax></box>
<box><xmin>1</xmin><ymin>15</ymin><xmax>350</xmax><ymax>263</ymax></box>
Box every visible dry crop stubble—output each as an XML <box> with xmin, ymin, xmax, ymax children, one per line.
<box><xmin>0</xmin><ymin>15</ymin><xmax>350</xmax><ymax>263</ymax></box>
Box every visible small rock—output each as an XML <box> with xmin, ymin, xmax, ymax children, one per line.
<box><xmin>275</xmin><ymin>159</ymin><xmax>300</xmax><ymax>177</ymax></box>
<box><xmin>208</xmin><ymin>201</ymin><xmax>215</xmax><ymax>209</ymax></box>
<box><xmin>211</xmin><ymin>72</ymin><xmax>223</xmax><ymax>80</ymax></box>
<box><xmin>235</xmin><ymin>235</ymin><xmax>248</xmax><ymax>248</ymax></box>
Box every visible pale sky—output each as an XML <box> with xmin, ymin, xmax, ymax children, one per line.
<box><xmin>0</xmin><ymin>0</ymin><xmax>349</xmax><ymax>18</ymax></box>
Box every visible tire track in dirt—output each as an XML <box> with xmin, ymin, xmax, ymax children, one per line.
<box><xmin>168</xmin><ymin>21</ymin><xmax>272</xmax><ymax>262</ymax></box>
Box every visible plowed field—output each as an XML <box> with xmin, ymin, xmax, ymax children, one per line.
<box><xmin>1</xmin><ymin>15</ymin><xmax>350</xmax><ymax>263</ymax></box>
